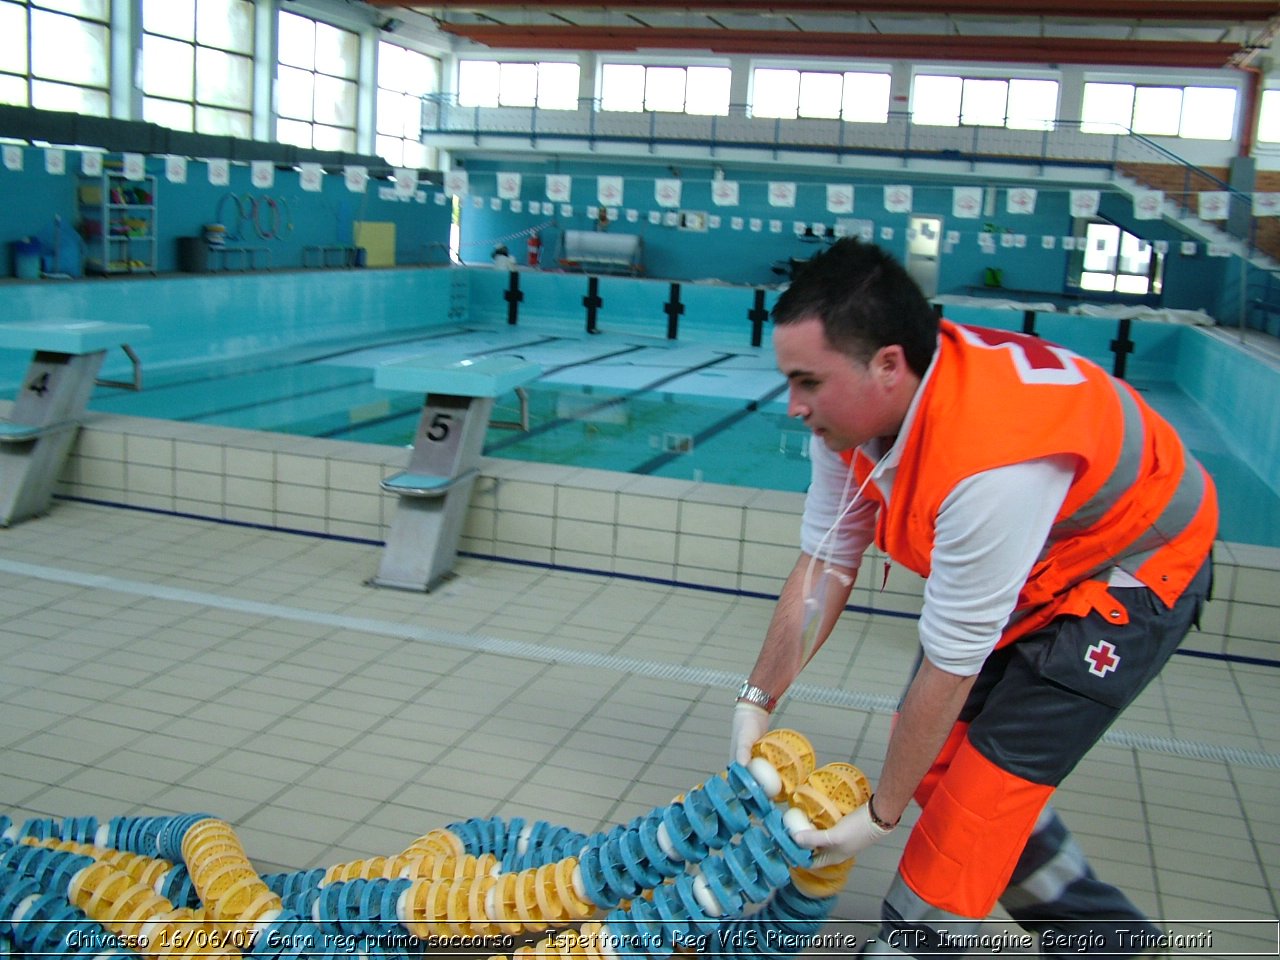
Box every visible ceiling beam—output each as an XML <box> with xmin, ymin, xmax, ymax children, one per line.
<box><xmin>368</xmin><ymin>0</ymin><xmax>1278</xmax><ymax>25</ymax></box>
<box><xmin>435</xmin><ymin>23</ymin><xmax>1245</xmax><ymax>67</ymax></box>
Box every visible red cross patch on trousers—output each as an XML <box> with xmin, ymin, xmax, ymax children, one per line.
<box><xmin>1085</xmin><ymin>639</ymin><xmax>1121</xmax><ymax>677</ymax></box>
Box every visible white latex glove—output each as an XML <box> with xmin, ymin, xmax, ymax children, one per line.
<box><xmin>730</xmin><ymin>701</ymin><xmax>770</xmax><ymax>766</ymax></box>
<box><xmin>791</xmin><ymin>803</ymin><xmax>894</xmax><ymax>868</ymax></box>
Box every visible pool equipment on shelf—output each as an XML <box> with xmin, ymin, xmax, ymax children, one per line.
<box><xmin>0</xmin><ymin>729</ymin><xmax>871</xmax><ymax>960</ymax></box>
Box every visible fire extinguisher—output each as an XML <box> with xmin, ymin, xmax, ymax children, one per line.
<box><xmin>527</xmin><ymin>231</ymin><xmax>541</xmax><ymax>267</ymax></box>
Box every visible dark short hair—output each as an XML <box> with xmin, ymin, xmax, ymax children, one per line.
<box><xmin>772</xmin><ymin>239</ymin><xmax>939</xmax><ymax>377</ymax></box>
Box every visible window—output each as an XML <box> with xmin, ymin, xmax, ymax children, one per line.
<box><xmin>276</xmin><ymin>10</ymin><xmax>359</xmax><ymax>152</ymax></box>
<box><xmin>377</xmin><ymin>41</ymin><xmax>439</xmax><ymax>168</ymax></box>
<box><xmin>751</xmin><ymin>67</ymin><xmax>891</xmax><ymax>123</ymax></box>
<box><xmin>1081</xmin><ymin>81</ymin><xmax>1236</xmax><ymax>141</ymax></box>
<box><xmin>1259</xmin><ymin>89</ymin><xmax>1280</xmax><ymax>143</ymax></box>
<box><xmin>142</xmin><ymin>0</ymin><xmax>254</xmax><ymax>138</ymax></box>
<box><xmin>457</xmin><ymin>59</ymin><xmax>580</xmax><ymax>111</ymax></box>
<box><xmin>0</xmin><ymin>0</ymin><xmax>110</xmax><ymax>116</ymax></box>
<box><xmin>1075</xmin><ymin>221</ymin><xmax>1163</xmax><ymax>295</ymax></box>
<box><xmin>911</xmin><ymin>74</ymin><xmax>1058</xmax><ymax>130</ymax></box>
<box><xmin>600</xmin><ymin>63</ymin><xmax>730</xmax><ymax>116</ymax></box>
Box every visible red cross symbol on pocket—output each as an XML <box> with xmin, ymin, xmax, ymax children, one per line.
<box><xmin>1085</xmin><ymin>640</ymin><xmax>1120</xmax><ymax>678</ymax></box>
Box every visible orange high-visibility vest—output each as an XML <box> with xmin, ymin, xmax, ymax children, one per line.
<box><xmin>845</xmin><ymin>321</ymin><xmax>1217</xmax><ymax>643</ymax></box>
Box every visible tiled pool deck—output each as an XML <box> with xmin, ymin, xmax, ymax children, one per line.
<box><xmin>0</xmin><ymin>410</ymin><xmax>1277</xmax><ymax>956</ymax></box>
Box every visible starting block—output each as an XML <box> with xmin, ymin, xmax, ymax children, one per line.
<box><xmin>370</xmin><ymin>354</ymin><xmax>541</xmax><ymax>591</ymax></box>
<box><xmin>0</xmin><ymin>320</ymin><xmax>149</xmax><ymax>526</ymax></box>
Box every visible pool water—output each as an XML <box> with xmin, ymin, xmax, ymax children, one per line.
<box><xmin>85</xmin><ymin>323</ymin><xmax>1280</xmax><ymax>549</ymax></box>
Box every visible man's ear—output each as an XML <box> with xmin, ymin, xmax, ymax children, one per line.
<box><xmin>871</xmin><ymin>344</ymin><xmax>908</xmax><ymax>386</ymax></box>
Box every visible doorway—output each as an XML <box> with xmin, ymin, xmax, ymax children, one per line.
<box><xmin>906</xmin><ymin>214</ymin><xmax>944</xmax><ymax>298</ymax></box>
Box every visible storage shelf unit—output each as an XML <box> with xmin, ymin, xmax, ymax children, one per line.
<box><xmin>78</xmin><ymin>173</ymin><xmax>158</xmax><ymax>275</ymax></box>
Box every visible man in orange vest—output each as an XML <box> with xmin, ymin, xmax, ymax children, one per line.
<box><xmin>731</xmin><ymin>239</ymin><xmax>1216</xmax><ymax>957</ymax></box>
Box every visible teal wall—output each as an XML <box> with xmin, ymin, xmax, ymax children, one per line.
<box><xmin>452</xmin><ymin>156</ymin><xmax>1231</xmax><ymax>316</ymax></box>
<box><xmin>0</xmin><ymin>267</ymin><xmax>460</xmax><ymax>386</ymax></box>
<box><xmin>0</xmin><ymin>142</ymin><xmax>1249</xmax><ymax>325</ymax></box>
<box><xmin>455</xmin><ymin>156</ymin><xmax>1075</xmax><ymax>292</ymax></box>
<box><xmin>0</xmin><ymin>146</ymin><xmax>453</xmax><ymax>277</ymax></box>
<box><xmin>1176</xmin><ymin>326</ymin><xmax>1280</xmax><ymax>495</ymax></box>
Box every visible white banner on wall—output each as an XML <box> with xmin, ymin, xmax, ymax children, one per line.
<box><xmin>1253</xmin><ymin>192</ymin><xmax>1280</xmax><ymax>216</ymax></box>
<box><xmin>597</xmin><ymin>176</ymin><xmax>624</xmax><ymax>207</ymax></box>
<box><xmin>394</xmin><ymin>168</ymin><xmax>416</xmax><ymax>198</ymax></box>
<box><xmin>1133</xmin><ymin>190</ymin><xmax>1164</xmax><ymax>220</ymax></box>
<box><xmin>1197</xmin><ymin>191</ymin><xmax>1229</xmax><ymax>220</ymax></box>
<box><xmin>546</xmin><ymin>174</ymin><xmax>571</xmax><ymax>202</ymax></box>
<box><xmin>165</xmin><ymin>155</ymin><xmax>187</xmax><ymax>184</ymax></box>
<box><xmin>444</xmin><ymin>170</ymin><xmax>469</xmax><ymax>196</ymax></box>
<box><xmin>44</xmin><ymin>148</ymin><xmax>65</xmax><ymax>176</ymax></box>
<box><xmin>82</xmin><ymin>152</ymin><xmax>103</xmax><ymax>176</ymax></box>
<box><xmin>826</xmin><ymin>184</ymin><xmax>854</xmax><ymax>214</ymax></box>
<box><xmin>249</xmin><ymin>160</ymin><xmax>274</xmax><ymax>188</ymax></box>
<box><xmin>1069</xmin><ymin>190</ymin><xmax>1100</xmax><ymax>218</ymax></box>
<box><xmin>712</xmin><ymin>180</ymin><xmax>739</xmax><ymax>207</ymax></box>
<box><xmin>884</xmin><ymin>185</ymin><xmax>913</xmax><ymax>213</ymax></box>
<box><xmin>3</xmin><ymin>145</ymin><xmax>22</xmax><ymax>171</ymax></box>
<box><xmin>952</xmin><ymin>186</ymin><xmax>982</xmax><ymax>219</ymax></box>
<box><xmin>655</xmin><ymin>178</ymin><xmax>682</xmax><ymax>208</ymax></box>
<box><xmin>497</xmin><ymin>172</ymin><xmax>522</xmax><ymax>200</ymax></box>
<box><xmin>299</xmin><ymin>163</ymin><xmax>323</xmax><ymax>192</ymax></box>
<box><xmin>1007</xmin><ymin>187</ymin><xmax>1037</xmax><ymax>214</ymax></box>
<box><xmin>123</xmin><ymin>153</ymin><xmax>146</xmax><ymax>181</ymax></box>
<box><xmin>344</xmin><ymin>166</ymin><xmax>368</xmax><ymax>193</ymax></box>
<box><xmin>768</xmin><ymin>182</ymin><xmax>797</xmax><ymax>207</ymax></box>
<box><xmin>207</xmin><ymin>158</ymin><xmax>230</xmax><ymax>186</ymax></box>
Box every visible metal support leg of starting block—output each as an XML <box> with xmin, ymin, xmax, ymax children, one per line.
<box><xmin>370</xmin><ymin>355</ymin><xmax>541</xmax><ymax>592</ymax></box>
<box><xmin>0</xmin><ymin>320</ymin><xmax>149</xmax><ymax>527</ymax></box>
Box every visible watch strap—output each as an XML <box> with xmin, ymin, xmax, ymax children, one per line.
<box><xmin>736</xmin><ymin>681</ymin><xmax>779</xmax><ymax>713</ymax></box>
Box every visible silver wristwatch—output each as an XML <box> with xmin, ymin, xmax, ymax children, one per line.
<box><xmin>736</xmin><ymin>681</ymin><xmax>778</xmax><ymax>713</ymax></box>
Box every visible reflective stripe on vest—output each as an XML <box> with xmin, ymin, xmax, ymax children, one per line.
<box><xmin>1043</xmin><ymin>381</ymin><xmax>1146</xmax><ymax>546</ymax></box>
<box><xmin>846</xmin><ymin>321</ymin><xmax>1215</xmax><ymax>641</ymax></box>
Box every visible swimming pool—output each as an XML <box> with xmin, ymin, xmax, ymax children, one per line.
<box><xmin>2</xmin><ymin>266</ymin><xmax>1277</xmax><ymax>548</ymax></box>
<box><xmin>73</xmin><ymin>317</ymin><xmax>1280</xmax><ymax>550</ymax></box>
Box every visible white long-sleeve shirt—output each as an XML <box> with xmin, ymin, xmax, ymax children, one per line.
<box><xmin>801</xmin><ymin>435</ymin><xmax>1077</xmax><ymax>676</ymax></box>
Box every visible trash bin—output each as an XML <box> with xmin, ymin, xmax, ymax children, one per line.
<box><xmin>177</xmin><ymin>236</ymin><xmax>210</xmax><ymax>273</ymax></box>
<box><xmin>12</xmin><ymin>237</ymin><xmax>42</xmax><ymax>279</ymax></box>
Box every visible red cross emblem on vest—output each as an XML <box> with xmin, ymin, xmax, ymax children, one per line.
<box><xmin>1085</xmin><ymin>640</ymin><xmax>1120</xmax><ymax>678</ymax></box>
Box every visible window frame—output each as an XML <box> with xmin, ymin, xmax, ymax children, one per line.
<box><xmin>1258</xmin><ymin>88</ymin><xmax>1280</xmax><ymax>144</ymax></box>
<box><xmin>909</xmin><ymin>70</ymin><xmax>1060</xmax><ymax>131</ymax></box>
<box><xmin>1080</xmin><ymin>76</ymin><xmax>1239</xmax><ymax>141</ymax></box>
<box><xmin>1070</xmin><ymin>218</ymin><xmax>1164</xmax><ymax>298</ymax></box>
<box><xmin>274</xmin><ymin>8</ymin><xmax>360</xmax><ymax>154</ymax></box>
<box><xmin>141</xmin><ymin>0</ymin><xmax>255</xmax><ymax>139</ymax></box>
<box><xmin>456</xmin><ymin>57</ymin><xmax>583</xmax><ymax>112</ymax></box>
<box><xmin>748</xmin><ymin>61</ymin><xmax>893</xmax><ymax>123</ymax></box>
<box><xmin>597</xmin><ymin>58</ymin><xmax>732</xmax><ymax>117</ymax></box>
<box><xmin>376</xmin><ymin>38</ymin><xmax>440</xmax><ymax>170</ymax></box>
<box><xmin>0</xmin><ymin>0</ymin><xmax>112</xmax><ymax>116</ymax></box>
